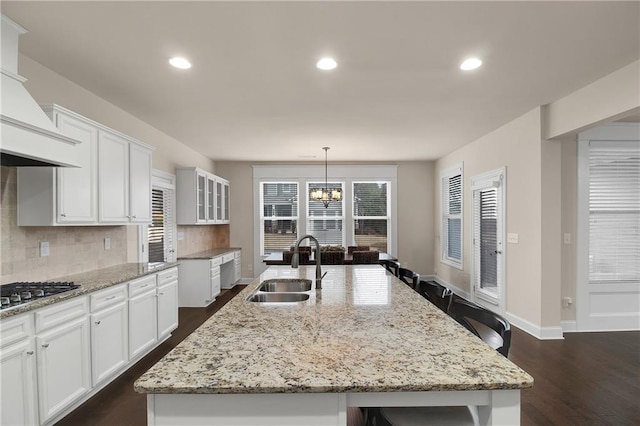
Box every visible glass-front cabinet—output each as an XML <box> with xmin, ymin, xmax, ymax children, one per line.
<box><xmin>176</xmin><ymin>167</ymin><xmax>230</xmax><ymax>225</ymax></box>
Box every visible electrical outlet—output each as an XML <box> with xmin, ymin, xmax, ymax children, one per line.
<box><xmin>562</xmin><ymin>297</ymin><xmax>573</xmax><ymax>308</ymax></box>
<box><xmin>104</xmin><ymin>238</ymin><xmax>111</xmax><ymax>250</ymax></box>
<box><xmin>40</xmin><ymin>241</ymin><xmax>49</xmax><ymax>257</ymax></box>
<box><xmin>507</xmin><ymin>233</ymin><xmax>519</xmax><ymax>244</ymax></box>
<box><xmin>177</xmin><ymin>231</ymin><xmax>185</xmax><ymax>241</ymax></box>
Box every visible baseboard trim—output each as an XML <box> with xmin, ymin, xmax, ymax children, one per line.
<box><xmin>423</xmin><ymin>275</ymin><xmax>472</xmax><ymax>300</ymax></box>
<box><xmin>504</xmin><ymin>312</ymin><xmax>565</xmax><ymax>340</ymax></box>
<box><xmin>561</xmin><ymin>320</ymin><xmax>578</xmax><ymax>333</ymax></box>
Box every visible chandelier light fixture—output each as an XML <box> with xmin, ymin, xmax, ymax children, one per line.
<box><xmin>310</xmin><ymin>147</ymin><xmax>342</xmax><ymax>208</ymax></box>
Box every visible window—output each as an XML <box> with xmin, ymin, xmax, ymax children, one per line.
<box><xmin>307</xmin><ymin>182</ymin><xmax>344</xmax><ymax>246</ymax></box>
<box><xmin>261</xmin><ymin>182</ymin><xmax>299</xmax><ymax>255</ymax></box>
<box><xmin>353</xmin><ymin>182</ymin><xmax>389</xmax><ymax>253</ymax></box>
<box><xmin>147</xmin><ymin>185</ymin><xmax>176</xmax><ymax>263</ymax></box>
<box><xmin>441</xmin><ymin>163</ymin><xmax>463</xmax><ymax>269</ymax></box>
<box><xmin>588</xmin><ymin>141</ymin><xmax>640</xmax><ymax>283</ymax></box>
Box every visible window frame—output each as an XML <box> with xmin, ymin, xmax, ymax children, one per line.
<box><xmin>306</xmin><ymin>180</ymin><xmax>345</xmax><ymax>247</ymax></box>
<box><xmin>352</xmin><ymin>181</ymin><xmax>391</xmax><ymax>253</ymax></box>
<box><xmin>440</xmin><ymin>163</ymin><xmax>464</xmax><ymax>270</ymax></box>
<box><xmin>259</xmin><ymin>181</ymin><xmax>300</xmax><ymax>256</ymax></box>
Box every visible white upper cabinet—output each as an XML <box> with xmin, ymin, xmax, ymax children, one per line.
<box><xmin>17</xmin><ymin>104</ymin><xmax>154</xmax><ymax>226</ymax></box>
<box><xmin>176</xmin><ymin>167</ymin><xmax>230</xmax><ymax>225</ymax></box>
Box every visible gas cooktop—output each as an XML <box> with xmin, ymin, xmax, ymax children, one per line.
<box><xmin>0</xmin><ymin>281</ymin><xmax>80</xmax><ymax>311</ymax></box>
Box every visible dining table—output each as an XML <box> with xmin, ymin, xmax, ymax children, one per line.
<box><xmin>262</xmin><ymin>251</ymin><xmax>397</xmax><ymax>265</ymax></box>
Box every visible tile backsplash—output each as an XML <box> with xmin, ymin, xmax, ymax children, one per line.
<box><xmin>1</xmin><ymin>166</ymin><xmax>231</xmax><ymax>284</ymax></box>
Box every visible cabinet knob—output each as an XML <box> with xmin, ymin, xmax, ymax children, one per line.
<box><xmin>95</xmin><ymin>320</ymin><xmax>101</xmax><ymax>325</ymax></box>
<box><xmin>27</xmin><ymin>351</ymin><xmax>34</xmax><ymax>355</ymax></box>
<box><xmin>42</xmin><ymin>343</ymin><xmax>49</xmax><ymax>348</ymax></box>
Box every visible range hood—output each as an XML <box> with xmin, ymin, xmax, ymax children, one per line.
<box><xmin>1</xmin><ymin>14</ymin><xmax>81</xmax><ymax>167</ymax></box>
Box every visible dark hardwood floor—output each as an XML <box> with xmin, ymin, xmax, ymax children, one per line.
<box><xmin>56</xmin><ymin>288</ymin><xmax>640</xmax><ymax>426</ymax></box>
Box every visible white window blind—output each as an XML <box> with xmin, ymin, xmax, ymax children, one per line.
<box><xmin>589</xmin><ymin>141</ymin><xmax>640</xmax><ymax>283</ymax></box>
<box><xmin>307</xmin><ymin>182</ymin><xmax>344</xmax><ymax>246</ymax></box>
<box><xmin>148</xmin><ymin>187</ymin><xmax>175</xmax><ymax>263</ymax></box>
<box><xmin>473</xmin><ymin>186</ymin><xmax>500</xmax><ymax>299</ymax></box>
<box><xmin>353</xmin><ymin>182</ymin><xmax>389</xmax><ymax>252</ymax></box>
<box><xmin>261</xmin><ymin>182</ymin><xmax>298</xmax><ymax>254</ymax></box>
<box><xmin>441</xmin><ymin>164</ymin><xmax>463</xmax><ymax>268</ymax></box>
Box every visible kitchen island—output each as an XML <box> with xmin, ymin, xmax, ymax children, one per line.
<box><xmin>135</xmin><ymin>265</ymin><xmax>533</xmax><ymax>425</ymax></box>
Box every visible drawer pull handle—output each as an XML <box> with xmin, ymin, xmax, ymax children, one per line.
<box><xmin>140</xmin><ymin>284</ymin><xmax>149</xmax><ymax>288</ymax></box>
<box><xmin>159</xmin><ymin>292</ymin><xmax>164</xmax><ymax>296</ymax></box>
<box><xmin>42</xmin><ymin>343</ymin><xmax>49</xmax><ymax>348</ymax></box>
<box><xmin>27</xmin><ymin>351</ymin><xmax>34</xmax><ymax>355</ymax></box>
<box><xmin>95</xmin><ymin>320</ymin><xmax>101</xmax><ymax>325</ymax></box>
<box><xmin>105</xmin><ymin>295</ymin><xmax>116</xmax><ymax>301</ymax></box>
<box><xmin>60</xmin><ymin>213</ymin><xmax>67</xmax><ymax>217</ymax></box>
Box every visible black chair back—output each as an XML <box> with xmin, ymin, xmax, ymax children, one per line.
<box><xmin>415</xmin><ymin>280</ymin><xmax>452</xmax><ymax>313</ymax></box>
<box><xmin>448</xmin><ymin>295</ymin><xmax>512</xmax><ymax>357</ymax></box>
<box><xmin>383</xmin><ymin>260</ymin><xmax>400</xmax><ymax>276</ymax></box>
<box><xmin>397</xmin><ymin>267</ymin><xmax>419</xmax><ymax>289</ymax></box>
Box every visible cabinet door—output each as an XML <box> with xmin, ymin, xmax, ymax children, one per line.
<box><xmin>91</xmin><ymin>302</ymin><xmax>128</xmax><ymax>386</ymax></box>
<box><xmin>36</xmin><ymin>316</ymin><xmax>91</xmax><ymax>423</ymax></box>
<box><xmin>216</xmin><ymin>180</ymin><xmax>223</xmax><ymax>222</ymax></box>
<box><xmin>197</xmin><ymin>172</ymin><xmax>207</xmax><ymax>223</ymax></box>
<box><xmin>129</xmin><ymin>289</ymin><xmax>158</xmax><ymax>359</ymax></box>
<box><xmin>223</xmin><ymin>181</ymin><xmax>230</xmax><ymax>223</ymax></box>
<box><xmin>55</xmin><ymin>112</ymin><xmax>98</xmax><ymax>223</ymax></box>
<box><xmin>129</xmin><ymin>143</ymin><xmax>152</xmax><ymax>223</ymax></box>
<box><xmin>99</xmin><ymin>131</ymin><xmax>130</xmax><ymax>223</ymax></box>
<box><xmin>211</xmin><ymin>265</ymin><xmax>221</xmax><ymax>300</ymax></box>
<box><xmin>157</xmin><ymin>281</ymin><xmax>179</xmax><ymax>339</ymax></box>
<box><xmin>206</xmin><ymin>176</ymin><xmax>216</xmax><ymax>222</ymax></box>
<box><xmin>1</xmin><ymin>338</ymin><xmax>38</xmax><ymax>426</ymax></box>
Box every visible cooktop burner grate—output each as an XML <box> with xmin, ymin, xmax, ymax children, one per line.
<box><xmin>0</xmin><ymin>281</ymin><xmax>80</xmax><ymax>310</ymax></box>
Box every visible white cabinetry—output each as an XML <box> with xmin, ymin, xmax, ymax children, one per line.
<box><xmin>90</xmin><ymin>284</ymin><xmax>128</xmax><ymax>386</ymax></box>
<box><xmin>0</xmin><ymin>314</ymin><xmax>38</xmax><ymax>426</ymax></box>
<box><xmin>35</xmin><ymin>297</ymin><xmax>91</xmax><ymax>423</ymax></box>
<box><xmin>157</xmin><ymin>267</ymin><xmax>179</xmax><ymax>339</ymax></box>
<box><xmin>178</xmin><ymin>257</ymin><xmax>222</xmax><ymax>307</ymax></box>
<box><xmin>128</xmin><ymin>275</ymin><xmax>158</xmax><ymax>360</ymax></box>
<box><xmin>17</xmin><ymin>104</ymin><xmax>153</xmax><ymax>226</ymax></box>
<box><xmin>176</xmin><ymin>167</ymin><xmax>230</xmax><ymax>225</ymax></box>
<box><xmin>220</xmin><ymin>251</ymin><xmax>240</xmax><ymax>290</ymax></box>
<box><xmin>99</xmin><ymin>131</ymin><xmax>153</xmax><ymax>224</ymax></box>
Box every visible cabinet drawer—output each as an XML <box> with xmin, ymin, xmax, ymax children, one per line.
<box><xmin>0</xmin><ymin>313</ymin><xmax>34</xmax><ymax>348</ymax></box>
<box><xmin>129</xmin><ymin>275</ymin><xmax>157</xmax><ymax>297</ymax></box>
<box><xmin>222</xmin><ymin>253</ymin><xmax>235</xmax><ymax>263</ymax></box>
<box><xmin>157</xmin><ymin>267</ymin><xmax>178</xmax><ymax>286</ymax></box>
<box><xmin>210</xmin><ymin>266</ymin><xmax>221</xmax><ymax>278</ymax></box>
<box><xmin>90</xmin><ymin>284</ymin><xmax>127</xmax><ymax>312</ymax></box>
<box><xmin>210</xmin><ymin>257</ymin><xmax>222</xmax><ymax>267</ymax></box>
<box><xmin>35</xmin><ymin>296</ymin><xmax>88</xmax><ymax>333</ymax></box>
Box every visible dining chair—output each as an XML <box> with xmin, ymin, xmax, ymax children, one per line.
<box><xmin>382</xmin><ymin>259</ymin><xmax>400</xmax><ymax>276</ymax></box>
<box><xmin>415</xmin><ymin>280</ymin><xmax>452</xmax><ymax>313</ymax></box>
<box><xmin>448</xmin><ymin>294</ymin><xmax>512</xmax><ymax>357</ymax></box>
<box><xmin>397</xmin><ymin>267</ymin><xmax>419</xmax><ymax>289</ymax></box>
<box><xmin>348</xmin><ymin>245</ymin><xmax>370</xmax><ymax>254</ymax></box>
<box><xmin>366</xmin><ymin>296</ymin><xmax>512</xmax><ymax>426</ymax></box>
<box><xmin>352</xmin><ymin>250</ymin><xmax>380</xmax><ymax>264</ymax></box>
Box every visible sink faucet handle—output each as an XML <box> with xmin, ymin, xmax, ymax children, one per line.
<box><xmin>321</xmin><ymin>271</ymin><xmax>327</xmax><ymax>279</ymax></box>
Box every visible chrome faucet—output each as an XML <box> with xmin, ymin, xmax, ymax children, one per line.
<box><xmin>291</xmin><ymin>235</ymin><xmax>325</xmax><ymax>289</ymax></box>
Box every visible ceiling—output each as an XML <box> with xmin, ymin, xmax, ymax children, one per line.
<box><xmin>2</xmin><ymin>1</ymin><xmax>639</xmax><ymax>162</ymax></box>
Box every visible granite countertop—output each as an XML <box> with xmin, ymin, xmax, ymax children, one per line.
<box><xmin>177</xmin><ymin>248</ymin><xmax>241</xmax><ymax>260</ymax></box>
<box><xmin>0</xmin><ymin>262</ymin><xmax>179</xmax><ymax>319</ymax></box>
<box><xmin>134</xmin><ymin>265</ymin><xmax>533</xmax><ymax>395</ymax></box>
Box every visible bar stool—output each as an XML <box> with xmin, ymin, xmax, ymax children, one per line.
<box><xmin>397</xmin><ymin>267</ymin><xmax>419</xmax><ymax>290</ymax></box>
<box><xmin>383</xmin><ymin>259</ymin><xmax>400</xmax><ymax>276</ymax></box>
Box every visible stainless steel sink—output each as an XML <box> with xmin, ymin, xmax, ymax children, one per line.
<box><xmin>258</xmin><ymin>279</ymin><xmax>312</xmax><ymax>293</ymax></box>
<box><xmin>247</xmin><ymin>293</ymin><xmax>310</xmax><ymax>303</ymax></box>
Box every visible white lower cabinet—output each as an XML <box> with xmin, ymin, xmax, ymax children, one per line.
<box><xmin>128</xmin><ymin>275</ymin><xmax>158</xmax><ymax>360</ymax></box>
<box><xmin>90</xmin><ymin>284</ymin><xmax>129</xmax><ymax>386</ymax></box>
<box><xmin>1</xmin><ymin>315</ymin><xmax>38</xmax><ymax>426</ymax></box>
<box><xmin>35</xmin><ymin>298</ymin><xmax>91</xmax><ymax>424</ymax></box>
<box><xmin>0</xmin><ymin>267</ymin><xmax>179</xmax><ymax>426</ymax></box>
<box><xmin>157</xmin><ymin>267</ymin><xmax>179</xmax><ymax>339</ymax></box>
<box><xmin>178</xmin><ymin>257</ymin><xmax>222</xmax><ymax>307</ymax></box>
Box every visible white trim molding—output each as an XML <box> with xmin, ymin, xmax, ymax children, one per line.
<box><xmin>504</xmin><ymin>312</ymin><xmax>564</xmax><ymax>340</ymax></box>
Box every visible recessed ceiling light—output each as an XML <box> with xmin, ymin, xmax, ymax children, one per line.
<box><xmin>460</xmin><ymin>57</ymin><xmax>482</xmax><ymax>71</ymax></box>
<box><xmin>316</xmin><ymin>57</ymin><xmax>337</xmax><ymax>71</ymax></box>
<box><xmin>169</xmin><ymin>57</ymin><xmax>192</xmax><ymax>70</ymax></box>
